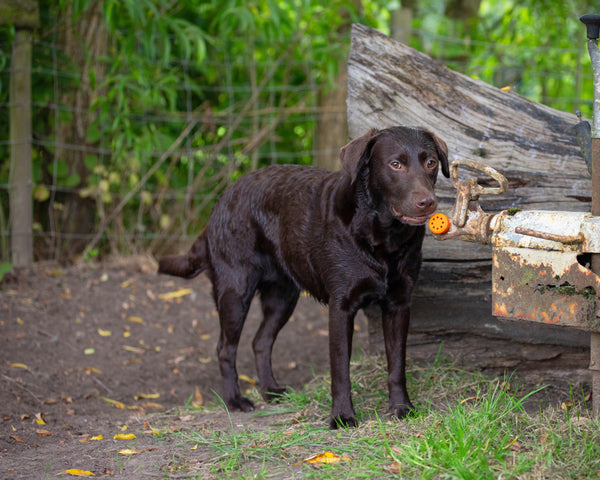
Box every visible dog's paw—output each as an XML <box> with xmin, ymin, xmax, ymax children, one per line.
<box><xmin>329</xmin><ymin>414</ymin><xmax>358</xmax><ymax>429</ymax></box>
<box><xmin>391</xmin><ymin>402</ymin><xmax>415</xmax><ymax>420</ymax></box>
<box><xmin>262</xmin><ymin>387</ymin><xmax>287</xmax><ymax>403</ymax></box>
<box><xmin>227</xmin><ymin>396</ymin><xmax>255</xmax><ymax>412</ymax></box>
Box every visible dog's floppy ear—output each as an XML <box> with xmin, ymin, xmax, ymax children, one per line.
<box><xmin>340</xmin><ymin>128</ymin><xmax>379</xmax><ymax>184</ymax></box>
<box><xmin>417</xmin><ymin>127</ymin><xmax>450</xmax><ymax>178</ymax></box>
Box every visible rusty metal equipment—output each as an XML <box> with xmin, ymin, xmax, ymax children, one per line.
<box><xmin>431</xmin><ymin>14</ymin><xmax>600</xmax><ymax>413</ymax></box>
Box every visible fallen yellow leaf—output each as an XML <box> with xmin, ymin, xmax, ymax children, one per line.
<box><xmin>97</xmin><ymin>329</ymin><xmax>112</xmax><ymax>337</ymax></box>
<box><xmin>194</xmin><ymin>387</ymin><xmax>203</xmax><ymax>403</ymax></box>
<box><xmin>191</xmin><ymin>386</ymin><xmax>203</xmax><ymax>409</ymax></box>
<box><xmin>118</xmin><ymin>448</ymin><xmax>142</xmax><ymax>455</ymax></box>
<box><xmin>303</xmin><ymin>451</ymin><xmax>351</xmax><ymax>464</ymax></box>
<box><xmin>134</xmin><ymin>392</ymin><xmax>160</xmax><ymax>400</ymax></box>
<box><xmin>122</xmin><ymin>345</ymin><xmax>145</xmax><ymax>354</ymax></box>
<box><xmin>123</xmin><ymin>358</ymin><xmax>141</xmax><ymax>365</ymax></box>
<box><xmin>9</xmin><ymin>363</ymin><xmax>28</xmax><ymax>369</ymax></box>
<box><xmin>100</xmin><ymin>397</ymin><xmax>126</xmax><ymax>409</ymax></box>
<box><xmin>121</xmin><ymin>425</ymin><xmax>128</xmax><ymax>431</ymax></box>
<box><xmin>191</xmin><ymin>444</ymin><xmax>198</xmax><ymax>450</ymax></box>
<box><xmin>158</xmin><ymin>288</ymin><xmax>193</xmax><ymax>300</ymax></box>
<box><xmin>127</xmin><ymin>316</ymin><xmax>143</xmax><ymax>323</ymax></box>
<box><xmin>16</xmin><ymin>317</ymin><xmax>24</xmax><ymax>325</ymax></box>
<box><xmin>91</xmin><ymin>435</ymin><xmax>103</xmax><ymax>441</ymax></box>
<box><xmin>63</xmin><ymin>469</ymin><xmax>95</xmax><ymax>476</ymax></box>
<box><xmin>238</xmin><ymin>374</ymin><xmax>257</xmax><ymax>386</ymax></box>
<box><xmin>117</xmin><ymin>447</ymin><xmax>156</xmax><ymax>455</ymax></box>
<box><xmin>113</xmin><ymin>433</ymin><xmax>137</xmax><ymax>440</ymax></box>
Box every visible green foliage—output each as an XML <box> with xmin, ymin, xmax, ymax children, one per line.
<box><xmin>0</xmin><ymin>261</ymin><xmax>11</xmax><ymax>282</ymax></box>
<box><xmin>412</xmin><ymin>0</ymin><xmax>595</xmax><ymax>117</ymax></box>
<box><xmin>0</xmin><ymin>0</ymin><xmax>597</xmax><ymax>258</ymax></box>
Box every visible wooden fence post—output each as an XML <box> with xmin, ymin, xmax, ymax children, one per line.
<box><xmin>2</xmin><ymin>0</ymin><xmax>39</xmax><ymax>267</ymax></box>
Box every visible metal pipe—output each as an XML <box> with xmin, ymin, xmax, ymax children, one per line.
<box><xmin>590</xmin><ymin>137</ymin><xmax>600</xmax><ymax>414</ymax></box>
<box><xmin>581</xmin><ymin>13</ymin><xmax>600</xmax><ymax>414</ymax></box>
<box><xmin>514</xmin><ymin>227</ymin><xmax>584</xmax><ymax>245</ymax></box>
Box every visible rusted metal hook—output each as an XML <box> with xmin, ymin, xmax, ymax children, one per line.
<box><xmin>449</xmin><ymin>159</ymin><xmax>508</xmax><ymax>228</ymax></box>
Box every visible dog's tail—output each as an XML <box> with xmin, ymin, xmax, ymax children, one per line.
<box><xmin>158</xmin><ymin>234</ymin><xmax>208</xmax><ymax>279</ymax></box>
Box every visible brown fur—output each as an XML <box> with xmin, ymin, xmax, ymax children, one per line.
<box><xmin>159</xmin><ymin>126</ymin><xmax>449</xmax><ymax>428</ymax></box>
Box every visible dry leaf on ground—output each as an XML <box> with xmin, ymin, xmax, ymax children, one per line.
<box><xmin>158</xmin><ymin>288</ymin><xmax>193</xmax><ymax>300</ymax></box>
<box><xmin>63</xmin><ymin>469</ymin><xmax>95</xmax><ymax>476</ymax></box>
<box><xmin>302</xmin><ymin>451</ymin><xmax>351</xmax><ymax>465</ymax></box>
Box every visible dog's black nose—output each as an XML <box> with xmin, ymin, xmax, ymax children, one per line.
<box><xmin>415</xmin><ymin>195</ymin><xmax>436</xmax><ymax>213</ymax></box>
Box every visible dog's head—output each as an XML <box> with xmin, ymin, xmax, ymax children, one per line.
<box><xmin>340</xmin><ymin>126</ymin><xmax>450</xmax><ymax>226</ymax></box>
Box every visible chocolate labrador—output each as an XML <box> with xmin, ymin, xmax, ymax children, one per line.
<box><xmin>158</xmin><ymin>126</ymin><xmax>449</xmax><ymax>428</ymax></box>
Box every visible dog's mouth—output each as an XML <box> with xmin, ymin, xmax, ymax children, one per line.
<box><xmin>391</xmin><ymin>207</ymin><xmax>430</xmax><ymax>225</ymax></box>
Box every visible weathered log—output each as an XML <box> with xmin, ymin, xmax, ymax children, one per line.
<box><xmin>348</xmin><ymin>23</ymin><xmax>591</xmax><ymax>261</ymax></box>
<box><xmin>348</xmin><ymin>24</ymin><xmax>590</xmax><ymax>346</ymax></box>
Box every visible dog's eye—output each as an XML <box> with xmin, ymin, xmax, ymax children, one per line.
<box><xmin>426</xmin><ymin>159</ymin><xmax>437</xmax><ymax>169</ymax></box>
<box><xmin>390</xmin><ymin>160</ymin><xmax>402</xmax><ymax>170</ymax></box>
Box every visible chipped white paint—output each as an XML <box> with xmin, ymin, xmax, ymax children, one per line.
<box><xmin>492</xmin><ymin>210</ymin><xmax>600</xmax><ymax>253</ymax></box>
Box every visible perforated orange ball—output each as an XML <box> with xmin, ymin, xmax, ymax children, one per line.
<box><xmin>428</xmin><ymin>213</ymin><xmax>450</xmax><ymax>235</ymax></box>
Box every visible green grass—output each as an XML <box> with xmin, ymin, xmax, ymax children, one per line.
<box><xmin>167</xmin><ymin>348</ymin><xmax>600</xmax><ymax>479</ymax></box>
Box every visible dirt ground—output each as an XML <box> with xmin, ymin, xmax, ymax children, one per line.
<box><xmin>0</xmin><ymin>257</ymin><xmax>592</xmax><ymax>479</ymax></box>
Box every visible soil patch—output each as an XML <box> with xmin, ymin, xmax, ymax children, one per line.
<box><xmin>0</xmin><ymin>258</ymin><xmax>591</xmax><ymax>478</ymax></box>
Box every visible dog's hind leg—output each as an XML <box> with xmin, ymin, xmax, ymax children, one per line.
<box><xmin>216</xmin><ymin>285</ymin><xmax>257</xmax><ymax>412</ymax></box>
<box><xmin>254</xmin><ymin>279</ymin><xmax>300</xmax><ymax>402</ymax></box>
<box><xmin>382</xmin><ymin>302</ymin><xmax>415</xmax><ymax>419</ymax></box>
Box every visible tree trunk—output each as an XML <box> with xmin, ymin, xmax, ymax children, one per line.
<box><xmin>313</xmin><ymin>0</ymin><xmax>362</xmax><ymax>171</ymax></box>
<box><xmin>54</xmin><ymin>1</ymin><xmax>108</xmax><ymax>259</ymax></box>
<box><xmin>390</xmin><ymin>7</ymin><xmax>412</xmax><ymax>44</ymax></box>
<box><xmin>445</xmin><ymin>0</ymin><xmax>482</xmax><ymax>21</ymax></box>
<box><xmin>313</xmin><ymin>64</ymin><xmax>348</xmax><ymax>171</ymax></box>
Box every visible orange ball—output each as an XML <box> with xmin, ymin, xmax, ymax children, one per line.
<box><xmin>428</xmin><ymin>213</ymin><xmax>450</xmax><ymax>235</ymax></box>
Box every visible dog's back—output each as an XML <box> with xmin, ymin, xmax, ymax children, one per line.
<box><xmin>160</xmin><ymin>164</ymin><xmax>344</xmax><ymax>298</ymax></box>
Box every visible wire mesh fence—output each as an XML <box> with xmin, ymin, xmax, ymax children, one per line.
<box><xmin>0</xmin><ymin>25</ymin><xmax>593</xmax><ymax>263</ymax></box>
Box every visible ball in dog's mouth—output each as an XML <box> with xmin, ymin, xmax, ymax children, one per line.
<box><xmin>391</xmin><ymin>207</ymin><xmax>430</xmax><ymax>225</ymax></box>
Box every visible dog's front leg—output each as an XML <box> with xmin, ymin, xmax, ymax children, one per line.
<box><xmin>328</xmin><ymin>305</ymin><xmax>357</xmax><ymax>429</ymax></box>
<box><xmin>382</xmin><ymin>303</ymin><xmax>415</xmax><ymax>419</ymax></box>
